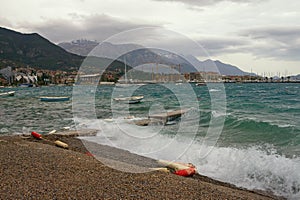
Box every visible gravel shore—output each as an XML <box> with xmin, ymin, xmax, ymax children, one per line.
<box><xmin>0</xmin><ymin>135</ymin><xmax>285</xmax><ymax>199</ymax></box>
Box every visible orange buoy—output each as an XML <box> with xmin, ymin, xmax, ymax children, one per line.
<box><xmin>31</xmin><ymin>131</ymin><xmax>42</xmax><ymax>139</ymax></box>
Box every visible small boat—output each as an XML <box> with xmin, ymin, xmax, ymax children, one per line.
<box><xmin>196</xmin><ymin>82</ymin><xmax>206</xmax><ymax>86</ymax></box>
<box><xmin>19</xmin><ymin>83</ymin><xmax>34</xmax><ymax>87</ymax></box>
<box><xmin>40</xmin><ymin>96</ymin><xmax>70</xmax><ymax>102</ymax></box>
<box><xmin>113</xmin><ymin>95</ymin><xmax>144</xmax><ymax>104</ymax></box>
<box><xmin>0</xmin><ymin>91</ymin><xmax>15</xmax><ymax>97</ymax></box>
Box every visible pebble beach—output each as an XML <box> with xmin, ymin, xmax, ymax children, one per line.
<box><xmin>0</xmin><ymin>134</ymin><xmax>284</xmax><ymax>200</ymax></box>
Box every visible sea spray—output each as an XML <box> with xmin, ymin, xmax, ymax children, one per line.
<box><xmin>197</xmin><ymin>144</ymin><xmax>300</xmax><ymax>199</ymax></box>
<box><xmin>2</xmin><ymin>83</ymin><xmax>300</xmax><ymax>199</ymax></box>
<box><xmin>80</xmin><ymin>117</ymin><xmax>300</xmax><ymax>199</ymax></box>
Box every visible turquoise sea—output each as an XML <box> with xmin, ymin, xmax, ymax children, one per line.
<box><xmin>0</xmin><ymin>83</ymin><xmax>299</xmax><ymax>199</ymax></box>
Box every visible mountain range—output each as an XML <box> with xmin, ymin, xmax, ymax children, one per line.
<box><xmin>59</xmin><ymin>40</ymin><xmax>254</xmax><ymax>76</ymax></box>
<box><xmin>0</xmin><ymin>27</ymin><xmax>84</xmax><ymax>71</ymax></box>
<box><xmin>0</xmin><ymin>27</ymin><xmax>126</xmax><ymax>72</ymax></box>
<box><xmin>0</xmin><ymin>26</ymin><xmax>253</xmax><ymax>76</ymax></box>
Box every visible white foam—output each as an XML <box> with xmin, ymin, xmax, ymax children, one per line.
<box><xmin>196</xmin><ymin>145</ymin><xmax>300</xmax><ymax>199</ymax></box>
<box><xmin>78</xmin><ymin>117</ymin><xmax>300</xmax><ymax>199</ymax></box>
<box><xmin>209</xmin><ymin>89</ymin><xmax>221</xmax><ymax>92</ymax></box>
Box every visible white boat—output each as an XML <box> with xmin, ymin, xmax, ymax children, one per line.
<box><xmin>113</xmin><ymin>95</ymin><xmax>144</xmax><ymax>104</ymax></box>
<box><xmin>0</xmin><ymin>91</ymin><xmax>15</xmax><ymax>97</ymax></box>
<box><xmin>196</xmin><ymin>82</ymin><xmax>206</xmax><ymax>86</ymax></box>
<box><xmin>40</xmin><ymin>96</ymin><xmax>70</xmax><ymax>102</ymax></box>
<box><xmin>19</xmin><ymin>83</ymin><xmax>34</xmax><ymax>87</ymax></box>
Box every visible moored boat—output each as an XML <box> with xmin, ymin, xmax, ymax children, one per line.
<box><xmin>19</xmin><ymin>83</ymin><xmax>34</xmax><ymax>87</ymax></box>
<box><xmin>113</xmin><ymin>95</ymin><xmax>144</xmax><ymax>104</ymax></box>
<box><xmin>0</xmin><ymin>91</ymin><xmax>15</xmax><ymax>97</ymax></box>
<box><xmin>40</xmin><ymin>96</ymin><xmax>70</xmax><ymax>102</ymax></box>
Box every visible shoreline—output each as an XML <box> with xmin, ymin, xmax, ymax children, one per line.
<box><xmin>0</xmin><ymin>134</ymin><xmax>285</xmax><ymax>199</ymax></box>
<box><xmin>0</xmin><ymin>135</ymin><xmax>284</xmax><ymax>199</ymax></box>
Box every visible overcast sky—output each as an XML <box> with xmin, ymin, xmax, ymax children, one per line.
<box><xmin>1</xmin><ymin>0</ymin><xmax>300</xmax><ymax>75</ymax></box>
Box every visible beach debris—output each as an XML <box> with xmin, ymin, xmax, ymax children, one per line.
<box><xmin>150</xmin><ymin>167</ymin><xmax>170</xmax><ymax>173</ymax></box>
<box><xmin>31</xmin><ymin>131</ymin><xmax>42</xmax><ymax>139</ymax></box>
<box><xmin>48</xmin><ymin>130</ymin><xmax>57</xmax><ymax>134</ymax></box>
<box><xmin>31</xmin><ymin>131</ymin><xmax>69</xmax><ymax>149</ymax></box>
<box><xmin>50</xmin><ymin>129</ymin><xmax>98</xmax><ymax>137</ymax></box>
<box><xmin>62</xmin><ymin>126</ymin><xmax>71</xmax><ymax>130</ymax></box>
<box><xmin>156</xmin><ymin>160</ymin><xmax>197</xmax><ymax>177</ymax></box>
<box><xmin>54</xmin><ymin>140</ymin><xmax>69</xmax><ymax>149</ymax></box>
<box><xmin>85</xmin><ymin>151</ymin><xmax>94</xmax><ymax>157</ymax></box>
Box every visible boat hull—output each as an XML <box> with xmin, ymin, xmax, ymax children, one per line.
<box><xmin>40</xmin><ymin>96</ymin><xmax>70</xmax><ymax>102</ymax></box>
<box><xmin>0</xmin><ymin>91</ymin><xmax>15</xmax><ymax>97</ymax></box>
<box><xmin>113</xmin><ymin>95</ymin><xmax>144</xmax><ymax>104</ymax></box>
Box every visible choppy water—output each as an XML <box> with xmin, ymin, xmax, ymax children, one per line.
<box><xmin>1</xmin><ymin>83</ymin><xmax>299</xmax><ymax>199</ymax></box>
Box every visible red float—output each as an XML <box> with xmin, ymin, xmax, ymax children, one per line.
<box><xmin>31</xmin><ymin>131</ymin><xmax>42</xmax><ymax>139</ymax></box>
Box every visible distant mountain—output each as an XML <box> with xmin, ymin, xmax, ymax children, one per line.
<box><xmin>58</xmin><ymin>39</ymin><xmax>99</xmax><ymax>56</ymax></box>
<box><xmin>59</xmin><ymin>39</ymin><xmax>254</xmax><ymax>76</ymax></box>
<box><xmin>188</xmin><ymin>57</ymin><xmax>255</xmax><ymax>76</ymax></box>
<box><xmin>58</xmin><ymin>40</ymin><xmax>144</xmax><ymax>58</ymax></box>
<box><xmin>291</xmin><ymin>74</ymin><xmax>300</xmax><ymax>80</ymax></box>
<box><xmin>0</xmin><ymin>27</ymin><xmax>84</xmax><ymax>71</ymax></box>
<box><xmin>0</xmin><ymin>27</ymin><xmax>128</xmax><ymax>73</ymax></box>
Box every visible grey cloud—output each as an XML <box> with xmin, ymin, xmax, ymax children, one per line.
<box><xmin>152</xmin><ymin>0</ymin><xmax>256</xmax><ymax>7</ymax></box>
<box><xmin>190</xmin><ymin>26</ymin><xmax>300</xmax><ymax>62</ymax></box>
<box><xmin>239</xmin><ymin>26</ymin><xmax>300</xmax><ymax>60</ymax></box>
<box><xmin>0</xmin><ymin>17</ymin><xmax>12</xmax><ymax>27</ymax></box>
<box><xmin>240</xmin><ymin>26</ymin><xmax>300</xmax><ymax>44</ymax></box>
<box><xmin>25</xmin><ymin>14</ymin><xmax>160</xmax><ymax>43</ymax></box>
<box><xmin>197</xmin><ymin>37</ymin><xmax>250</xmax><ymax>55</ymax></box>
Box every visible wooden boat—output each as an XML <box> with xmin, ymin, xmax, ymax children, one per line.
<box><xmin>113</xmin><ymin>95</ymin><xmax>144</xmax><ymax>104</ymax></box>
<box><xmin>40</xmin><ymin>96</ymin><xmax>70</xmax><ymax>102</ymax></box>
<box><xmin>0</xmin><ymin>91</ymin><xmax>15</xmax><ymax>97</ymax></box>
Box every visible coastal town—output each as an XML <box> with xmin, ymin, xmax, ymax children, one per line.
<box><xmin>0</xmin><ymin>65</ymin><xmax>299</xmax><ymax>87</ymax></box>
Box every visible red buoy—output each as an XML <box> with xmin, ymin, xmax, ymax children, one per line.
<box><xmin>85</xmin><ymin>151</ymin><xmax>94</xmax><ymax>157</ymax></box>
<box><xmin>31</xmin><ymin>131</ymin><xmax>42</xmax><ymax>139</ymax></box>
<box><xmin>174</xmin><ymin>167</ymin><xmax>196</xmax><ymax>177</ymax></box>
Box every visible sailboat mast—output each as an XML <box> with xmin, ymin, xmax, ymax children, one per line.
<box><xmin>124</xmin><ymin>57</ymin><xmax>127</xmax><ymax>84</ymax></box>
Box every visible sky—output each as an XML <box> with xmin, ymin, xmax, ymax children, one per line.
<box><xmin>0</xmin><ymin>0</ymin><xmax>300</xmax><ymax>75</ymax></box>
